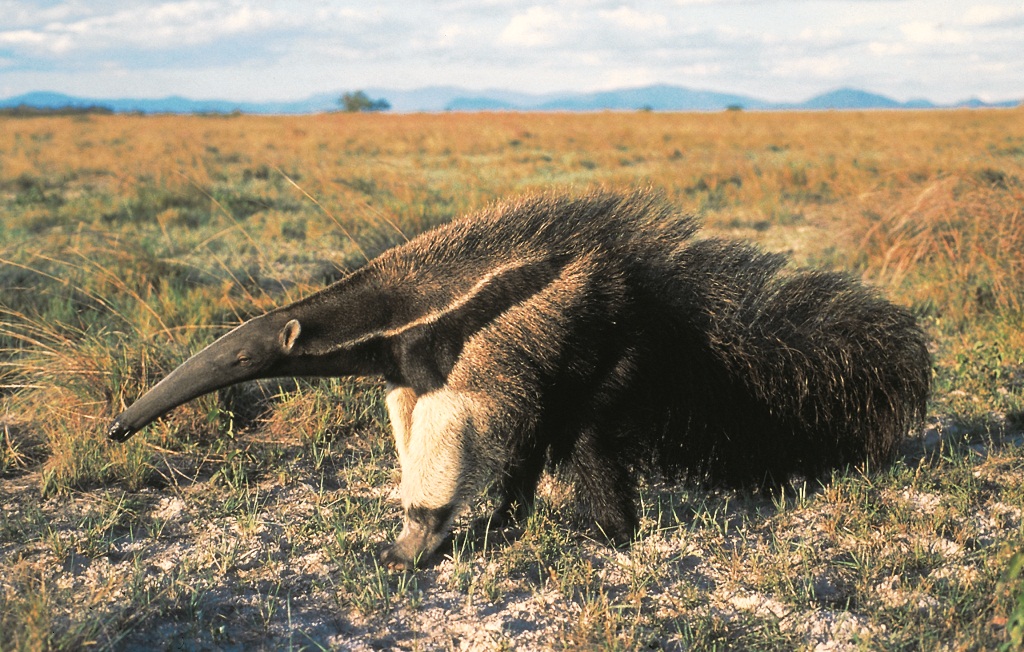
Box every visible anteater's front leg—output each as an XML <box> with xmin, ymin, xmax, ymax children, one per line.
<box><xmin>381</xmin><ymin>388</ymin><xmax>477</xmax><ymax>569</ymax></box>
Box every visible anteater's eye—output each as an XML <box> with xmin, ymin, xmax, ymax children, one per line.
<box><xmin>236</xmin><ymin>352</ymin><xmax>252</xmax><ymax>366</ymax></box>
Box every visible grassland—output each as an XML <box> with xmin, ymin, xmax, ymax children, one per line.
<box><xmin>1</xmin><ymin>109</ymin><xmax>1023</xmax><ymax>650</ymax></box>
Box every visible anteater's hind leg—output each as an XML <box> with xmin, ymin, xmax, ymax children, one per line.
<box><xmin>381</xmin><ymin>388</ymin><xmax>477</xmax><ymax>569</ymax></box>
<box><xmin>570</xmin><ymin>429</ymin><xmax>638</xmax><ymax>546</ymax></box>
<box><xmin>488</xmin><ymin>442</ymin><xmax>548</xmax><ymax>528</ymax></box>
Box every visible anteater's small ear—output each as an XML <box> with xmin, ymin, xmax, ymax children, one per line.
<box><xmin>280</xmin><ymin>319</ymin><xmax>301</xmax><ymax>353</ymax></box>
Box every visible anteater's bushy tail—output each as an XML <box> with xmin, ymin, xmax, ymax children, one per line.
<box><xmin>639</xmin><ymin>235</ymin><xmax>930</xmax><ymax>487</ymax></box>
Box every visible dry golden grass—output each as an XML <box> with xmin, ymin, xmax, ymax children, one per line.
<box><xmin>1</xmin><ymin>108</ymin><xmax>1023</xmax><ymax>650</ymax></box>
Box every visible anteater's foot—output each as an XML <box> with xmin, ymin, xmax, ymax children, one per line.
<box><xmin>381</xmin><ymin>505</ymin><xmax>454</xmax><ymax>570</ymax></box>
<box><xmin>380</xmin><ymin>541</ymin><xmax>420</xmax><ymax>571</ymax></box>
<box><xmin>599</xmin><ymin>522</ymin><xmax>637</xmax><ymax>548</ymax></box>
<box><xmin>592</xmin><ymin>498</ymin><xmax>639</xmax><ymax>548</ymax></box>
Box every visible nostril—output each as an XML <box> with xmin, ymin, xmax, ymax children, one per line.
<box><xmin>107</xmin><ymin>421</ymin><xmax>134</xmax><ymax>442</ymax></box>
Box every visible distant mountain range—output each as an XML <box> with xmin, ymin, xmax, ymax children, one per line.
<box><xmin>1</xmin><ymin>85</ymin><xmax>1019</xmax><ymax>114</ymax></box>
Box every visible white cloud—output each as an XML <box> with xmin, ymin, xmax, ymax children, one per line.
<box><xmin>86</xmin><ymin>2</ymin><xmax>283</xmax><ymax>48</ymax></box>
<box><xmin>900</xmin><ymin>21</ymin><xmax>970</xmax><ymax>45</ymax></box>
<box><xmin>0</xmin><ymin>28</ymin><xmax>75</xmax><ymax>55</ymax></box>
<box><xmin>0</xmin><ymin>0</ymin><xmax>1021</xmax><ymax>105</ymax></box>
<box><xmin>771</xmin><ymin>54</ymin><xmax>848</xmax><ymax>81</ymax></box>
<box><xmin>677</xmin><ymin>62</ymin><xmax>723</xmax><ymax>77</ymax></box>
<box><xmin>499</xmin><ymin>6</ymin><xmax>564</xmax><ymax>47</ymax></box>
<box><xmin>867</xmin><ymin>41</ymin><xmax>908</xmax><ymax>56</ymax></box>
<box><xmin>598</xmin><ymin>66</ymin><xmax>662</xmax><ymax>88</ymax></box>
<box><xmin>0</xmin><ymin>1</ymin><xmax>290</xmax><ymax>56</ymax></box>
<box><xmin>962</xmin><ymin>3</ymin><xmax>1024</xmax><ymax>26</ymax></box>
<box><xmin>598</xmin><ymin>7</ymin><xmax>669</xmax><ymax>33</ymax></box>
<box><xmin>436</xmin><ymin>24</ymin><xmax>469</xmax><ymax>48</ymax></box>
<box><xmin>0</xmin><ymin>29</ymin><xmax>51</xmax><ymax>47</ymax></box>
<box><xmin>797</xmin><ymin>27</ymin><xmax>844</xmax><ymax>44</ymax></box>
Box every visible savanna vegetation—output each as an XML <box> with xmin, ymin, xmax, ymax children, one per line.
<box><xmin>1</xmin><ymin>109</ymin><xmax>1023</xmax><ymax>650</ymax></box>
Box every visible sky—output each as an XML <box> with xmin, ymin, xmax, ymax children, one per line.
<box><xmin>1</xmin><ymin>1</ymin><xmax>1023</xmax><ymax>104</ymax></box>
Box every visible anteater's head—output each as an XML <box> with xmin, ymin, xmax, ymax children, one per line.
<box><xmin>107</xmin><ymin>316</ymin><xmax>302</xmax><ymax>442</ymax></box>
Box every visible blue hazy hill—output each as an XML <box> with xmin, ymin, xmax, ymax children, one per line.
<box><xmin>2</xmin><ymin>86</ymin><xmax>1019</xmax><ymax>114</ymax></box>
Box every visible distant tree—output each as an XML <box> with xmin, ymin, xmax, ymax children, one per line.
<box><xmin>339</xmin><ymin>91</ymin><xmax>391</xmax><ymax>113</ymax></box>
<box><xmin>0</xmin><ymin>103</ymin><xmax>114</xmax><ymax>117</ymax></box>
<box><xmin>726</xmin><ymin>104</ymin><xmax>744</xmax><ymax>112</ymax></box>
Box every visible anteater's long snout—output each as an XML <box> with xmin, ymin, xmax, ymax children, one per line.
<box><xmin>105</xmin><ymin>320</ymin><xmax>274</xmax><ymax>442</ymax></box>
<box><xmin>105</xmin><ymin>358</ymin><xmax>213</xmax><ymax>442</ymax></box>
<box><xmin>107</xmin><ymin>419</ymin><xmax>136</xmax><ymax>442</ymax></box>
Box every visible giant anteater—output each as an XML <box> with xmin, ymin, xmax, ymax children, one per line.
<box><xmin>109</xmin><ymin>190</ymin><xmax>931</xmax><ymax>568</ymax></box>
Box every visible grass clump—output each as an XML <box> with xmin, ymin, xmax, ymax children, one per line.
<box><xmin>1000</xmin><ymin>551</ymin><xmax>1024</xmax><ymax>651</ymax></box>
